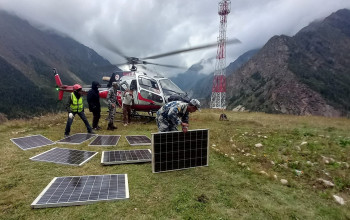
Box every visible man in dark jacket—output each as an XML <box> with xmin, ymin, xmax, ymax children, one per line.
<box><xmin>87</xmin><ymin>81</ymin><xmax>101</xmax><ymax>130</ymax></box>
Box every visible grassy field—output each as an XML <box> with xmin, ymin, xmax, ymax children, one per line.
<box><xmin>0</xmin><ymin>109</ymin><xmax>349</xmax><ymax>219</ymax></box>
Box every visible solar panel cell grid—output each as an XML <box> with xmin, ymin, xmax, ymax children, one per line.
<box><xmin>101</xmin><ymin>149</ymin><xmax>152</xmax><ymax>165</ymax></box>
<box><xmin>30</xmin><ymin>148</ymin><xmax>98</xmax><ymax>166</ymax></box>
<box><xmin>56</xmin><ymin>133</ymin><xmax>96</xmax><ymax>144</ymax></box>
<box><xmin>125</xmin><ymin>135</ymin><xmax>151</xmax><ymax>146</ymax></box>
<box><xmin>89</xmin><ymin>135</ymin><xmax>120</xmax><ymax>146</ymax></box>
<box><xmin>10</xmin><ymin>135</ymin><xmax>55</xmax><ymax>150</ymax></box>
<box><xmin>152</xmin><ymin>129</ymin><xmax>209</xmax><ymax>173</ymax></box>
<box><xmin>31</xmin><ymin>174</ymin><xmax>129</xmax><ymax>208</ymax></box>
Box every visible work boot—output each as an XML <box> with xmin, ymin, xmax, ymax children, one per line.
<box><xmin>107</xmin><ymin>123</ymin><xmax>114</xmax><ymax>130</ymax></box>
<box><xmin>112</xmin><ymin>124</ymin><xmax>118</xmax><ymax>129</ymax></box>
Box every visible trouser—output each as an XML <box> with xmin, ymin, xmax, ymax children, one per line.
<box><xmin>156</xmin><ymin>116</ymin><xmax>178</xmax><ymax>132</ymax></box>
<box><xmin>107</xmin><ymin>105</ymin><xmax>116</xmax><ymax>124</ymax></box>
<box><xmin>64</xmin><ymin>111</ymin><xmax>92</xmax><ymax>135</ymax></box>
<box><xmin>123</xmin><ymin>104</ymin><xmax>131</xmax><ymax>124</ymax></box>
<box><xmin>92</xmin><ymin>110</ymin><xmax>101</xmax><ymax>128</ymax></box>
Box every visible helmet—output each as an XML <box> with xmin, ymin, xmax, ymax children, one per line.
<box><xmin>189</xmin><ymin>99</ymin><xmax>201</xmax><ymax>111</ymax></box>
<box><xmin>73</xmin><ymin>84</ymin><xmax>82</xmax><ymax>91</ymax></box>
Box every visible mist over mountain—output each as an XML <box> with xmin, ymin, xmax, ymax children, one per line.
<box><xmin>171</xmin><ymin>49</ymin><xmax>259</xmax><ymax>104</ymax></box>
<box><xmin>226</xmin><ymin>9</ymin><xmax>350</xmax><ymax>117</ymax></box>
<box><xmin>1</xmin><ymin>8</ymin><xmax>350</xmax><ymax>118</ymax></box>
<box><xmin>0</xmin><ymin>11</ymin><xmax>117</xmax><ymax>118</ymax></box>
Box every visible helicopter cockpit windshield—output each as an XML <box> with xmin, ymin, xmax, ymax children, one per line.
<box><xmin>159</xmin><ymin>79</ymin><xmax>185</xmax><ymax>96</ymax></box>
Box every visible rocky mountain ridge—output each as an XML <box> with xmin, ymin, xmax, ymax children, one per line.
<box><xmin>226</xmin><ymin>9</ymin><xmax>350</xmax><ymax>117</ymax></box>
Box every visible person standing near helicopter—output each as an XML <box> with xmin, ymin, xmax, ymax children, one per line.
<box><xmin>156</xmin><ymin>99</ymin><xmax>201</xmax><ymax>133</ymax></box>
<box><xmin>87</xmin><ymin>81</ymin><xmax>101</xmax><ymax>130</ymax></box>
<box><xmin>122</xmin><ymin>87</ymin><xmax>134</xmax><ymax>126</ymax></box>
<box><xmin>107</xmin><ymin>82</ymin><xmax>119</xmax><ymax>130</ymax></box>
<box><xmin>64</xmin><ymin>84</ymin><xmax>94</xmax><ymax>137</ymax></box>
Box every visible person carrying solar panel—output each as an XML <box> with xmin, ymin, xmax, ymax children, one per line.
<box><xmin>64</xmin><ymin>84</ymin><xmax>94</xmax><ymax>137</ymax></box>
<box><xmin>107</xmin><ymin>82</ymin><xmax>119</xmax><ymax>130</ymax></box>
<box><xmin>156</xmin><ymin>99</ymin><xmax>201</xmax><ymax>133</ymax></box>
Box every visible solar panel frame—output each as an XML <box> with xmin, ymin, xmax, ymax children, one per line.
<box><xmin>30</xmin><ymin>147</ymin><xmax>98</xmax><ymax>166</ymax></box>
<box><xmin>125</xmin><ymin>135</ymin><xmax>151</xmax><ymax>146</ymax></box>
<box><xmin>31</xmin><ymin>174</ymin><xmax>129</xmax><ymax>208</ymax></box>
<box><xmin>56</xmin><ymin>133</ymin><xmax>96</xmax><ymax>145</ymax></box>
<box><xmin>101</xmin><ymin>149</ymin><xmax>152</xmax><ymax>165</ymax></box>
<box><xmin>10</xmin><ymin>135</ymin><xmax>55</xmax><ymax>150</ymax></box>
<box><xmin>151</xmin><ymin>129</ymin><xmax>209</xmax><ymax>173</ymax></box>
<box><xmin>88</xmin><ymin>135</ymin><xmax>121</xmax><ymax>146</ymax></box>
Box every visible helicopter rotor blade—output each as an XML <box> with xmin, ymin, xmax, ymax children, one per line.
<box><xmin>142</xmin><ymin>38</ymin><xmax>241</xmax><ymax>60</ymax></box>
<box><xmin>96</xmin><ymin>33</ymin><xmax>129</xmax><ymax>59</ymax></box>
<box><xmin>143</xmin><ymin>61</ymin><xmax>186</xmax><ymax>69</ymax></box>
<box><xmin>114</xmin><ymin>62</ymin><xmax>129</xmax><ymax>67</ymax></box>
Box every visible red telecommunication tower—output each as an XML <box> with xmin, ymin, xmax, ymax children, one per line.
<box><xmin>210</xmin><ymin>0</ymin><xmax>230</xmax><ymax>109</ymax></box>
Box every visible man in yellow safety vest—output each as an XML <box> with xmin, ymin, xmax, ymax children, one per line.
<box><xmin>64</xmin><ymin>84</ymin><xmax>94</xmax><ymax>137</ymax></box>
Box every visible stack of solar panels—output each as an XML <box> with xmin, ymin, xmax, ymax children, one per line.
<box><xmin>152</xmin><ymin>129</ymin><xmax>209</xmax><ymax>173</ymax></box>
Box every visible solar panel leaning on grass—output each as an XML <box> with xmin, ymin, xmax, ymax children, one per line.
<box><xmin>56</xmin><ymin>133</ymin><xmax>96</xmax><ymax>144</ymax></box>
<box><xmin>31</xmin><ymin>174</ymin><xmax>129</xmax><ymax>208</ymax></box>
<box><xmin>101</xmin><ymin>149</ymin><xmax>152</xmax><ymax>165</ymax></box>
<box><xmin>10</xmin><ymin>135</ymin><xmax>55</xmax><ymax>150</ymax></box>
<box><xmin>125</xmin><ymin>135</ymin><xmax>151</xmax><ymax>146</ymax></box>
<box><xmin>30</xmin><ymin>147</ymin><xmax>98</xmax><ymax>166</ymax></box>
<box><xmin>152</xmin><ymin>129</ymin><xmax>209</xmax><ymax>173</ymax></box>
<box><xmin>89</xmin><ymin>135</ymin><xmax>121</xmax><ymax>146</ymax></box>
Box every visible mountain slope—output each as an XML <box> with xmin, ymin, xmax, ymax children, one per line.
<box><xmin>170</xmin><ymin>49</ymin><xmax>259</xmax><ymax>103</ymax></box>
<box><xmin>0</xmin><ymin>10</ymin><xmax>117</xmax><ymax>118</ymax></box>
<box><xmin>226</xmin><ymin>9</ymin><xmax>350</xmax><ymax>117</ymax></box>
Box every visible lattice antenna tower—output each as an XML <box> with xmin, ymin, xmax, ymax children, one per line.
<box><xmin>210</xmin><ymin>0</ymin><xmax>230</xmax><ymax>109</ymax></box>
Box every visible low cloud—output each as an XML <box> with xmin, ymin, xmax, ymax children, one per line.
<box><xmin>1</xmin><ymin>0</ymin><xmax>349</xmax><ymax>76</ymax></box>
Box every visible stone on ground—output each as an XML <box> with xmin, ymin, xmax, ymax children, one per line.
<box><xmin>333</xmin><ymin>195</ymin><xmax>345</xmax><ymax>205</ymax></box>
<box><xmin>280</xmin><ymin>179</ymin><xmax>288</xmax><ymax>185</ymax></box>
<box><xmin>317</xmin><ymin>178</ymin><xmax>335</xmax><ymax>187</ymax></box>
<box><xmin>255</xmin><ymin>143</ymin><xmax>263</xmax><ymax>148</ymax></box>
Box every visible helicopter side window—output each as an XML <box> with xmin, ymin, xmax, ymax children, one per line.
<box><xmin>140</xmin><ymin>90</ymin><xmax>163</xmax><ymax>103</ymax></box>
<box><xmin>130</xmin><ymin>80</ymin><xmax>137</xmax><ymax>91</ymax></box>
<box><xmin>138</xmin><ymin>77</ymin><xmax>160</xmax><ymax>94</ymax></box>
<box><xmin>159</xmin><ymin>79</ymin><xmax>185</xmax><ymax>96</ymax></box>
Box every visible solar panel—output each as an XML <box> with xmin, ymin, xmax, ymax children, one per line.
<box><xmin>56</xmin><ymin>133</ymin><xmax>96</xmax><ymax>144</ymax></box>
<box><xmin>125</xmin><ymin>135</ymin><xmax>151</xmax><ymax>146</ymax></box>
<box><xmin>101</xmin><ymin>149</ymin><xmax>152</xmax><ymax>165</ymax></box>
<box><xmin>30</xmin><ymin>147</ymin><xmax>98</xmax><ymax>166</ymax></box>
<box><xmin>152</xmin><ymin>129</ymin><xmax>209</xmax><ymax>173</ymax></box>
<box><xmin>10</xmin><ymin>135</ymin><xmax>55</xmax><ymax>150</ymax></box>
<box><xmin>89</xmin><ymin>135</ymin><xmax>121</xmax><ymax>146</ymax></box>
<box><xmin>31</xmin><ymin>174</ymin><xmax>129</xmax><ymax>208</ymax></box>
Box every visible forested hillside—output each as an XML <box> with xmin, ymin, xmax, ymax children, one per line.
<box><xmin>0</xmin><ymin>11</ymin><xmax>117</xmax><ymax>118</ymax></box>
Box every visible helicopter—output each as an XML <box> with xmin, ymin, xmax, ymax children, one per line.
<box><xmin>54</xmin><ymin>38</ymin><xmax>241</xmax><ymax>116</ymax></box>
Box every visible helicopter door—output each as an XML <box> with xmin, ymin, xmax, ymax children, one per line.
<box><xmin>136</xmin><ymin>76</ymin><xmax>164</xmax><ymax>105</ymax></box>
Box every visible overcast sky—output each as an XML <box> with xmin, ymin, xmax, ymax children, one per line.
<box><xmin>1</xmin><ymin>0</ymin><xmax>350</xmax><ymax>76</ymax></box>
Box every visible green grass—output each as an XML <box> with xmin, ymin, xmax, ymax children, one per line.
<box><xmin>0</xmin><ymin>109</ymin><xmax>349</xmax><ymax>219</ymax></box>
